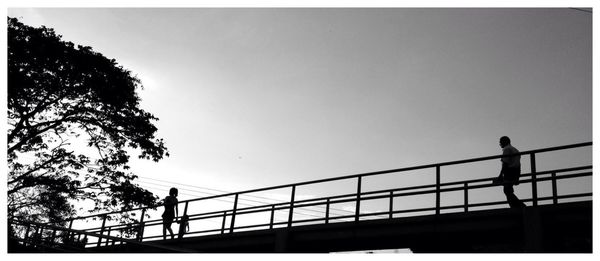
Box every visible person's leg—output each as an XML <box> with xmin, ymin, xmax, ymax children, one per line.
<box><xmin>504</xmin><ymin>169</ymin><xmax>525</xmax><ymax>208</ymax></box>
<box><xmin>503</xmin><ymin>184</ymin><xmax>515</xmax><ymax>208</ymax></box>
<box><xmin>162</xmin><ymin>223</ymin><xmax>167</xmax><ymax>240</ymax></box>
<box><xmin>167</xmin><ymin>218</ymin><xmax>175</xmax><ymax>239</ymax></box>
<box><xmin>503</xmin><ymin>184</ymin><xmax>524</xmax><ymax>208</ymax></box>
<box><xmin>167</xmin><ymin>225</ymin><xmax>174</xmax><ymax>239</ymax></box>
<box><xmin>169</xmin><ymin>226</ymin><xmax>175</xmax><ymax>239</ymax></box>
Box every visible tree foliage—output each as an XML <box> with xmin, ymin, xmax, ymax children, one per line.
<box><xmin>7</xmin><ymin>17</ymin><xmax>168</xmax><ymax>224</ymax></box>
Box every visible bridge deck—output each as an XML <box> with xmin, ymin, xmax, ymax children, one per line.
<box><xmin>89</xmin><ymin>201</ymin><xmax>591</xmax><ymax>253</ymax></box>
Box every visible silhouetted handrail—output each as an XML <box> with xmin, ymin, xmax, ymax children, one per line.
<box><xmin>72</xmin><ymin>166</ymin><xmax>592</xmax><ymax>236</ymax></box>
<box><xmin>9</xmin><ymin>219</ymin><xmax>194</xmax><ymax>253</ymax></box>
<box><xmin>58</xmin><ymin>142</ymin><xmax>592</xmax><ymax>222</ymax></box>
<box><xmin>18</xmin><ymin>141</ymin><xmax>591</xmax><ymax>246</ymax></box>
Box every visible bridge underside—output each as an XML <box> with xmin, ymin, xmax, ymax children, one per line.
<box><xmin>91</xmin><ymin>201</ymin><xmax>591</xmax><ymax>253</ymax></box>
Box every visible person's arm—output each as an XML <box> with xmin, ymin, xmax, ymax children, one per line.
<box><xmin>175</xmin><ymin>200</ymin><xmax>179</xmax><ymax>221</ymax></box>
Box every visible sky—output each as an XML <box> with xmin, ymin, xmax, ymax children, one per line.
<box><xmin>6</xmin><ymin>7</ymin><xmax>593</xmax><ymax>221</ymax></box>
<box><xmin>3</xmin><ymin>2</ymin><xmax>598</xmax><ymax>255</ymax></box>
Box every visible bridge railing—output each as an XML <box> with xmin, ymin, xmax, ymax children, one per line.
<box><xmin>19</xmin><ymin>142</ymin><xmax>592</xmax><ymax>247</ymax></box>
<box><xmin>7</xmin><ymin>219</ymin><xmax>194</xmax><ymax>252</ymax></box>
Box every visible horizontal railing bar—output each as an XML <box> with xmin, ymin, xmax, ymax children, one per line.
<box><xmin>390</xmin><ymin>206</ymin><xmax>438</xmax><ymax>215</ymax></box>
<box><xmin>279</xmin><ymin>171</ymin><xmax>595</xmax><ymax>217</ymax></box>
<box><xmin>33</xmin><ymin>173</ymin><xmax>599</xmax><ymax>240</ymax></box>
<box><xmin>332</xmin><ymin>166</ymin><xmax>592</xmax><ymax>201</ymax></box>
<box><xmin>531</xmin><ymin>172</ymin><xmax>591</xmax><ymax>183</ymax></box>
<box><xmin>538</xmin><ymin>193</ymin><xmax>592</xmax><ymax>201</ymax></box>
<box><xmin>61</xmin><ymin>142</ymin><xmax>591</xmax><ymax>222</ymax></box>
<box><xmin>87</xmin><ymin>168</ymin><xmax>594</xmax><ymax>231</ymax></box>
<box><xmin>229</xmin><ymin>222</ymin><xmax>279</xmax><ymax>231</ymax></box>
<box><xmin>87</xmin><ymin>195</ymin><xmax>599</xmax><ymax>243</ymax></box>
<box><xmin>141</xmin><ymin>192</ymin><xmax>595</xmax><ymax>241</ymax></box>
<box><xmin>9</xmin><ymin>220</ymin><xmax>193</xmax><ymax>252</ymax></box>
<box><xmin>140</xmin><ymin>234</ymin><xmax>166</xmax><ymax>241</ymax></box>
<box><xmin>178</xmin><ymin>227</ymin><xmax>225</xmax><ymax>237</ymax></box>
<box><xmin>205</xmin><ymin>192</ymin><xmax>595</xmax><ymax>237</ymax></box>
<box><xmin>460</xmin><ymin>172</ymin><xmax>592</xmax><ymax>192</ymax></box>
<box><xmin>433</xmin><ymin>166</ymin><xmax>592</xmax><ymax>187</ymax></box>
<box><xmin>99</xmin><ymin>170</ymin><xmax>593</xmax><ymax>233</ymax></box>
<box><xmin>8</xmin><ymin>236</ymin><xmax>88</xmax><ymax>253</ymax></box>
<box><xmin>36</xmin><ymin>158</ymin><xmax>592</xmax><ymax>244</ymax></box>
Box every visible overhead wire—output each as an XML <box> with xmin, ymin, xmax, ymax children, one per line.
<box><xmin>569</xmin><ymin>8</ymin><xmax>592</xmax><ymax>14</ymax></box>
<box><xmin>136</xmin><ymin>176</ymin><xmax>359</xmax><ymax>217</ymax></box>
<box><xmin>136</xmin><ymin>176</ymin><xmax>391</xmax><ymax>220</ymax></box>
<box><xmin>14</xmin><ymin>156</ymin><xmax>387</xmax><ymax>219</ymax></box>
<box><xmin>136</xmin><ymin>180</ymin><xmax>326</xmax><ymax>220</ymax></box>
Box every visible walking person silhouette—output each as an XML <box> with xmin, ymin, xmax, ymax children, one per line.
<box><xmin>493</xmin><ymin>136</ymin><xmax>526</xmax><ymax>208</ymax></box>
<box><xmin>162</xmin><ymin>187</ymin><xmax>179</xmax><ymax>240</ymax></box>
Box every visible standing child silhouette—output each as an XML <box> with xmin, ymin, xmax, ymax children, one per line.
<box><xmin>161</xmin><ymin>187</ymin><xmax>179</xmax><ymax>240</ymax></box>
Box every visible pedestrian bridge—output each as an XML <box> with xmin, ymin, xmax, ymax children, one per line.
<box><xmin>8</xmin><ymin>142</ymin><xmax>592</xmax><ymax>253</ymax></box>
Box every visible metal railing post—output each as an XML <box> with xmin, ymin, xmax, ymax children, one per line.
<box><xmin>183</xmin><ymin>202</ymin><xmax>189</xmax><ymax>216</ymax></box>
<box><xmin>355</xmin><ymin>176</ymin><xmax>362</xmax><ymax>222</ymax></box>
<box><xmin>436</xmin><ymin>166</ymin><xmax>441</xmax><ymax>215</ymax></box>
<box><xmin>221</xmin><ymin>211</ymin><xmax>227</xmax><ymax>234</ymax></box>
<box><xmin>530</xmin><ymin>153</ymin><xmax>538</xmax><ymax>207</ymax></box>
<box><xmin>325</xmin><ymin>198</ymin><xmax>331</xmax><ymax>224</ymax></box>
<box><xmin>288</xmin><ymin>185</ymin><xmax>296</xmax><ymax>227</ymax></box>
<box><xmin>551</xmin><ymin>172</ymin><xmax>558</xmax><ymax>204</ymax></box>
<box><xmin>105</xmin><ymin>227</ymin><xmax>111</xmax><ymax>246</ymax></box>
<box><xmin>464</xmin><ymin>183</ymin><xmax>469</xmax><ymax>212</ymax></box>
<box><xmin>34</xmin><ymin>226</ymin><xmax>41</xmax><ymax>246</ymax></box>
<box><xmin>178</xmin><ymin>202</ymin><xmax>189</xmax><ymax>239</ymax></box>
<box><xmin>138</xmin><ymin>208</ymin><xmax>146</xmax><ymax>242</ymax></box>
<box><xmin>23</xmin><ymin>224</ymin><xmax>31</xmax><ymax>245</ymax></box>
<box><xmin>97</xmin><ymin>214</ymin><xmax>107</xmax><ymax>247</ymax></box>
<box><xmin>270</xmin><ymin>205</ymin><xmax>275</xmax><ymax>229</ymax></box>
<box><xmin>67</xmin><ymin>220</ymin><xmax>73</xmax><ymax>244</ymax></box>
<box><xmin>389</xmin><ymin>191</ymin><xmax>394</xmax><ymax>219</ymax></box>
<box><xmin>230</xmin><ymin>194</ymin><xmax>239</xmax><ymax>233</ymax></box>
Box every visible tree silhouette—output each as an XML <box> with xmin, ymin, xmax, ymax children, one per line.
<box><xmin>7</xmin><ymin>17</ymin><xmax>169</xmax><ymax>225</ymax></box>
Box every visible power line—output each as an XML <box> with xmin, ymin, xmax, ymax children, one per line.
<box><xmin>140</xmin><ymin>185</ymin><xmax>228</xmax><ymax>225</ymax></box>
<box><xmin>12</xmin><ymin>159</ymin><xmax>345</xmax><ymax>219</ymax></box>
<box><xmin>138</xmin><ymin>176</ymin><xmax>390</xmax><ymax>218</ymax></box>
<box><xmin>141</xmin><ymin>184</ymin><xmax>292</xmax><ymax>224</ymax></box>
<box><xmin>569</xmin><ymin>8</ymin><xmax>592</xmax><ymax>14</ymax></box>
<box><xmin>138</xmin><ymin>180</ymin><xmax>326</xmax><ymax>220</ymax></box>
<box><xmin>139</xmin><ymin>176</ymin><xmax>238</xmax><ymax>194</ymax></box>
<box><xmin>13</xmin><ymin>158</ymin><xmax>382</xmax><ymax>219</ymax></box>
<box><xmin>137</xmin><ymin>176</ymin><xmax>358</xmax><ymax>216</ymax></box>
<box><xmin>137</xmin><ymin>180</ymin><xmax>330</xmax><ymax>220</ymax></box>
<box><xmin>138</xmin><ymin>178</ymin><xmax>391</xmax><ymax>220</ymax></box>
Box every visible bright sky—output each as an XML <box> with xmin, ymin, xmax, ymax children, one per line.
<box><xmin>3</xmin><ymin>2</ymin><xmax>598</xmax><ymax>256</ymax></box>
<box><xmin>7</xmin><ymin>7</ymin><xmax>593</xmax><ymax>206</ymax></box>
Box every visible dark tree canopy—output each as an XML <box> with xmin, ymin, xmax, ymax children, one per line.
<box><xmin>7</xmin><ymin>17</ymin><xmax>169</xmax><ymax>224</ymax></box>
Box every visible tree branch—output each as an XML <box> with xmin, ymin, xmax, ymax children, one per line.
<box><xmin>7</xmin><ymin>150</ymin><xmax>67</xmax><ymax>185</ymax></box>
<box><xmin>7</xmin><ymin>91</ymin><xmax>68</xmax><ymax>143</ymax></box>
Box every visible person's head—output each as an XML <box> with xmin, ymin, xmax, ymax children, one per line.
<box><xmin>169</xmin><ymin>187</ymin><xmax>178</xmax><ymax>197</ymax></box>
<box><xmin>499</xmin><ymin>136</ymin><xmax>511</xmax><ymax>148</ymax></box>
